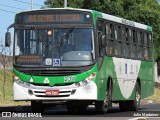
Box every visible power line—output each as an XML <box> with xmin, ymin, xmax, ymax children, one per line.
<box><xmin>0</xmin><ymin>8</ymin><xmax>16</xmax><ymax>14</ymax></box>
<box><xmin>12</xmin><ymin>0</ymin><xmax>43</xmax><ymax>7</ymax></box>
<box><xmin>0</xmin><ymin>3</ymin><xmax>26</xmax><ymax>10</ymax></box>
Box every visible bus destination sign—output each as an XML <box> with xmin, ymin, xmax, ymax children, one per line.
<box><xmin>28</xmin><ymin>14</ymin><xmax>80</xmax><ymax>23</ymax></box>
<box><xmin>16</xmin><ymin>12</ymin><xmax>92</xmax><ymax>24</ymax></box>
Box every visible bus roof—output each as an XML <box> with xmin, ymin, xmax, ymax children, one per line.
<box><xmin>16</xmin><ymin>8</ymin><xmax>152</xmax><ymax>31</ymax></box>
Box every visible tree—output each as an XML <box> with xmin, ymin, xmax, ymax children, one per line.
<box><xmin>0</xmin><ymin>39</ymin><xmax>12</xmax><ymax>98</ymax></box>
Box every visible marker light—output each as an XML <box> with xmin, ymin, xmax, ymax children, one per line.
<box><xmin>14</xmin><ymin>76</ymin><xmax>20</xmax><ymax>81</ymax></box>
<box><xmin>88</xmin><ymin>72</ymin><xmax>96</xmax><ymax>81</ymax></box>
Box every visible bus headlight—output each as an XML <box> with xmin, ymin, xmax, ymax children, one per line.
<box><xmin>87</xmin><ymin>72</ymin><xmax>96</xmax><ymax>81</ymax></box>
<box><xmin>74</xmin><ymin>72</ymin><xmax>96</xmax><ymax>87</ymax></box>
<box><xmin>14</xmin><ymin>76</ymin><xmax>30</xmax><ymax>88</ymax></box>
<box><xmin>82</xmin><ymin>80</ymin><xmax>88</xmax><ymax>85</ymax></box>
<box><xmin>16</xmin><ymin>80</ymin><xmax>30</xmax><ymax>88</ymax></box>
<box><xmin>75</xmin><ymin>82</ymin><xmax>81</xmax><ymax>87</ymax></box>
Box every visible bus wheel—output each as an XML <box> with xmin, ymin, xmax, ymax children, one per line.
<box><xmin>129</xmin><ymin>82</ymin><xmax>141</xmax><ymax>111</ymax></box>
<box><xmin>95</xmin><ymin>80</ymin><xmax>112</xmax><ymax>114</ymax></box>
<box><xmin>66</xmin><ymin>101</ymin><xmax>88</xmax><ymax>113</ymax></box>
<box><xmin>31</xmin><ymin>101</ymin><xmax>44</xmax><ymax>113</ymax></box>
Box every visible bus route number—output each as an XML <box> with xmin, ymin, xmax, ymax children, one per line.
<box><xmin>64</xmin><ymin>76</ymin><xmax>76</xmax><ymax>83</ymax></box>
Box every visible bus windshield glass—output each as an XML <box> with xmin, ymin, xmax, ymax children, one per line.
<box><xmin>14</xmin><ymin>28</ymin><xmax>94</xmax><ymax>67</ymax></box>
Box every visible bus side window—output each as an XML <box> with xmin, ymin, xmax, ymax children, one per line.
<box><xmin>110</xmin><ymin>24</ymin><xmax>114</xmax><ymax>39</ymax></box>
<box><xmin>148</xmin><ymin>33</ymin><xmax>152</xmax><ymax>61</ymax></box>
<box><xmin>115</xmin><ymin>25</ymin><xmax>122</xmax><ymax>56</ymax></box>
<box><xmin>106</xmin><ymin>23</ymin><xmax>110</xmax><ymax>55</ymax></box>
<box><xmin>106</xmin><ymin>23</ymin><xmax>110</xmax><ymax>38</ymax></box>
<box><xmin>106</xmin><ymin>23</ymin><xmax>114</xmax><ymax>55</ymax></box>
<box><xmin>140</xmin><ymin>32</ymin><xmax>144</xmax><ymax>60</ymax></box>
<box><xmin>144</xmin><ymin>33</ymin><xmax>148</xmax><ymax>60</ymax></box>
<box><xmin>137</xmin><ymin>31</ymin><xmax>143</xmax><ymax>59</ymax></box>
<box><xmin>131</xmin><ymin>30</ymin><xmax>137</xmax><ymax>59</ymax></box>
<box><xmin>97</xmin><ymin>19</ymin><xmax>105</xmax><ymax>56</ymax></box>
<box><xmin>122</xmin><ymin>27</ymin><xmax>130</xmax><ymax>58</ymax></box>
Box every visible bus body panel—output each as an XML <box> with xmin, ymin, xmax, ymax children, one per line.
<box><xmin>97</xmin><ymin>56</ymin><xmax>154</xmax><ymax>101</ymax></box>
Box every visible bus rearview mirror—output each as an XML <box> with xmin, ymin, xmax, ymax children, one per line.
<box><xmin>5</xmin><ymin>32</ymin><xmax>11</xmax><ymax>47</ymax></box>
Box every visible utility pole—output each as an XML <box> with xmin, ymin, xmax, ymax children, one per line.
<box><xmin>31</xmin><ymin>0</ymin><xmax>34</xmax><ymax>10</ymax></box>
<box><xmin>64</xmin><ymin>0</ymin><xmax>67</xmax><ymax>8</ymax></box>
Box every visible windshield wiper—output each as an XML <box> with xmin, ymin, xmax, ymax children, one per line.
<box><xmin>57</xmin><ymin>26</ymin><xmax>75</xmax><ymax>47</ymax></box>
<box><xmin>57</xmin><ymin>26</ymin><xmax>75</xmax><ymax>58</ymax></box>
<box><xmin>32</xmin><ymin>26</ymin><xmax>47</xmax><ymax>47</ymax></box>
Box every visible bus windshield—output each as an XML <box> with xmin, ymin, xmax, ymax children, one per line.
<box><xmin>14</xmin><ymin>27</ymin><xmax>94</xmax><ymax>67</ymax></box>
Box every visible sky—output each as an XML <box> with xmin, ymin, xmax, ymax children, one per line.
<box><xmin>0</xmin><ymin>0</ymin><xmax>45</xmax><ymax>52</ymax></box>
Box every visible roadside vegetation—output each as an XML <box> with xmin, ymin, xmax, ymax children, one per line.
<box><xmin>0</xmin><ymin>70</ymin><xmax>30</xmax><ymax>106</ymax></box>
<box><xmin>148</xmin><ymin>87</ymin><xmax>160</xmax><ymax>100</ymax></box>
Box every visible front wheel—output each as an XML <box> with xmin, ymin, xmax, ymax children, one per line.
<box><xmin>95</xmin><ymin>80</ymin><xmax>112</xmax><ymax>114</ymax></box>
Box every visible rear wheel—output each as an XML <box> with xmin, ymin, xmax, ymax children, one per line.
<box><xmin>129</xmin><ymin>82</ymin><xmax>141</xmax><ymax>111</ymax></box>
<box><xmin>31</xmin><ymin>101</ymin><xmax>44</xmax><ymax>113</ymax></box>
<box><xmin>119</xmin><ymin>82</ymin><xmax>141</xmax><ymax>111</ymax></box>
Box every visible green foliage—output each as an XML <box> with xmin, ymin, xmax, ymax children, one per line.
<box><xmin>0</xmin><ymin>70</ymin><xmax>29</xmax><ymax>106</ymax></box>
<box><xmin>43</xmin><ymin>0</ymin><xmax>160</xmax><ymax>60</ymax></box>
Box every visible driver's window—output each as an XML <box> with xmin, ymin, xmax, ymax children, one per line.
<box><xmin>97</xmin><ymin>19</ymin><xmax>105</xmax><ymax>55</ymax></box>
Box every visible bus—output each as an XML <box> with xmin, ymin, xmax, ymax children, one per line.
<box><xmin>5</xmin><ymin>8</ymin><xmax>154</xmax><ymax>113</ymax></box>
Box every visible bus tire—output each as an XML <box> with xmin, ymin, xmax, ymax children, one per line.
<box><xmin>95</xmin><ymin>79</ymin><xmax>112</xmax><ymax>114</ymax></box>
<box><xmin>129</xmin><ymin>82</ymin><xmax>141</xmax><ymax>111</ymax></box>
<box><xmin>31</xmin><ymin>101</ymin><xmax>44</xmax><ymax>113</ymax></box>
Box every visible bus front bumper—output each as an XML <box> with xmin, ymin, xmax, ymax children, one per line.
<box><xmin>13</xmin><ymin>81</ymin><xmax>97</xmax><ymax>101</ymax></box>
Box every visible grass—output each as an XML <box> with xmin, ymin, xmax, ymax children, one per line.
<box><xmin>0</xmin><ymin>70</ymin><xmax>160</xmax><ymax>106</ymax></box>
<box><xmin>0</xmin><ymin>70</ymin><xmax>30</xmax><ymax>106</ymax></box>
<box><xmin>148</xmin><ymin>88</ymin><xmax>160</xmax><ymax>100</ymax></box>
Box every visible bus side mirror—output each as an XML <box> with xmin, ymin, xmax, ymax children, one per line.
<box><xmin>5</xmin><ymin>32</ymin><xmax>11</xmax><ymax>47</ymax></box>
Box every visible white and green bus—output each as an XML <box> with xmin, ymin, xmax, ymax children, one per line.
<box><xmin>5</xmin><ymin>8</ymin><xmax>154</xmax><ymax>113</ymax></box>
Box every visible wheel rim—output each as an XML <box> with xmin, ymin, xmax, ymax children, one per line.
<box><xmin>99</xmin><ymin>90</ymin><xmax>108</xmax><ymax>112</ymax></box>
<box><xmin>136</xmin><ymin>88</ymin><xmax>140</xmax><ymax>105</ymax></box>
<box><xmin>104</xmin><ymin>86</ymin><xmax>111</xmax><ymax>110</ymax></box>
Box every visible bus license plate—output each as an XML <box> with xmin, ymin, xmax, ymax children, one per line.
<box><xmin>45</xmin><ymin>90</ymin><xmax>59</xmax><ymax>96</ymax></box>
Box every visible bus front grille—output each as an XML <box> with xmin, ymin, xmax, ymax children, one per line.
<box><xmin>35</xmin><ymin>95</ymin><xmax>70</xmax><ymax>97</ymax></box>
<box><xmin>20</xmin><ymin>70</ymin><xmax>81</xmax><ymax>76</ymax></box>
<box><xmin>30</xmin><ymin>89</ymin><xmax>73</xmax><ymax>98</ymax></box>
